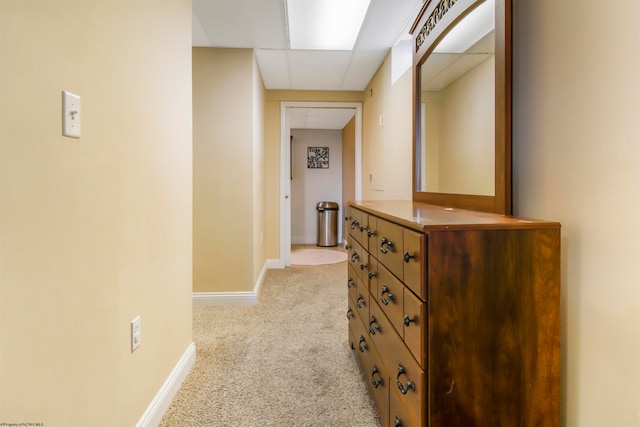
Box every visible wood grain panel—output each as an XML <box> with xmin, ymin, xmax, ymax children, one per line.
<box><xmin>427</xmin><ymin>228</ymin><xmax>560</xmax><ymax>426</ymax></box>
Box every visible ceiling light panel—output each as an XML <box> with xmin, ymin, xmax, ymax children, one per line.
<box><xmin>287</xmin><ymin>0</ymin><xmax>371</xmax><ymax>50</ymax></box>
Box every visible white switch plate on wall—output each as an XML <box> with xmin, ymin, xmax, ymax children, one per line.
<box><xmin>131</xmin><ymin>315</ymin><xmax>141</xmax><ymax>352</ymax></box>
<box><xmin>62</xmin><ymin>90</ymin><xmax>81</xmax><ymax>138</ymax></box>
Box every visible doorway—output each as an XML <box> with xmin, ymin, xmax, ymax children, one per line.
<box><xmin>280</xmin><ymin>101</ymin><xmax>363</xmax><ymax>267</ymax></box>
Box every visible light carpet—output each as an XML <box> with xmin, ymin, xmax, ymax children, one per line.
<box><xmin>290</xmin><ymin>248</ymin><xmax>347</xmax><ymax>265</ymax></box>
<box><xmin>160</xmin><ymin>263</ymin><xmax>380</xmax><ymax>427</ymax></box>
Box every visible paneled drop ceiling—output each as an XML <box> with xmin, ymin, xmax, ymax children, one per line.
<box><xmin>192</xmin><ymin>0</ymin><xmax>423</xmax><ymax>92</ymax></box>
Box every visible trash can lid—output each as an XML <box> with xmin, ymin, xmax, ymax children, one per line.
<box><xmin>316</xmin><ymin>201</ymin><xmax>339</xmax><ymax>210</ymax></box>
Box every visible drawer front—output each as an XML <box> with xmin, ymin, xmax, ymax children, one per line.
<box><xmin>368</xmin><ymin>302</ymin><xmax>401</xmax><ymax>367</ymax></box>
<box><xmin>349</xmin><ymin>310</ymin><xmax>371</xmax><ymax>357</ymax></box>
<box><xmin>348</xmin><ymin>238</ymin><xmax>368</xmax><ymax>281</ymax></box>
<box><xmin>403</xmin><ymin>229</ymin><xmax>426</xmax><ymax>301</ymax></box>
<box><xmin>376</xmin><ymin>218</ymin><xmax>404</xmax><ymax>280</ymax></box>
<box><xmin>376</xmin><ymin>264</ymin><xmax>405</xmax><ymax>336</ymax></box>
<box><xmin>355</xmin><ymin>276</ymin><xmax>369</xmax><ymax>322</ymax></box>
<box><xmin>364</xmin><ymin>214</ymin><xmax>378</xmax><ymax>255</ymax></box>
<box><xmin>363</xmin><ymin>345</ymin><xmax>391</xmax><ymax>427</ymax></box>
<box><xmin>403</xmin><ymin>288</ymin><xmax>427</xmax><ymax>369</ymax></box>
<box><xmin>370</xmin><ymin>303</ymin><xmax>426</xmax><ymax>426</ymax></box>
<box><xmin>366</xmin><ymin>256</ymin><xmax>379</xmax><ymax>298</ymax></box>
<box><xmin>347</xmin><ymin>265</ymin><xmax>358</xmax><ymax>307</ymax></box>
<box><xmin>390</xmin><ymin>385</ymin><xmax>421</xmax><ymax>427</ymax></box>
<box><xmin>347</xmin><ymin>207</ymin><xmax>362</xmax><ymax>242</ymax></box>
<box><xmin>386</xmin><ymin>338</ymin><xmax>426</xmax><ymax>426</ymax></box>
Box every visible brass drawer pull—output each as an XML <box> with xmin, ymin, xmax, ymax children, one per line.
<box><xmin>403</xmin><ymin>315</ymin><xmax>416</xmax><ymax>327</ymax></box>
<box><xmin>380</xmin><ymin>285</ymin><xmax>396</xmax><ymax>305</ymax></box>
<box><xmin>369</xmin><ymin>317</ymin><xmax>381</xmax><ymax>335</ymax></box>
<box><xmin>379</xmin><ymin>237</ymin><xmax>394</xmax><ymax>254</ymax></box>
<box><xmin>396</xmin><ymin>364</ymin><xmax>416</xmax><ymax>395</ymax></box>
<box><xmin>357</xmin><ymin>294</ymin><xmax>366</xmax><ymax>309</ymax></box>
<box><xmin>403</xmin><ymin>251</ymin><xmax>415</xmax><ymax>263</ymax></box>
<box><xmin>371</xmin><ymin>365</ymin><xmax>384</xmax><ymax>388</ymax></box>
<box><xmin>358</xmin><ymin>336</ymin><xmax>368</xmax><ymax>353</ymax></box>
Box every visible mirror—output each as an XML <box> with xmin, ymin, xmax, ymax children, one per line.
<box><xmin>411</xmin><ymin>0</ymin><xmax>511</xmax><ymax>214</ymax></box>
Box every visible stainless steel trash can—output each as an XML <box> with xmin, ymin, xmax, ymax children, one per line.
<box><xmin>316</xmin><ymin>201</ymin><xmax>339</xmax><ymax>247</ymax></box>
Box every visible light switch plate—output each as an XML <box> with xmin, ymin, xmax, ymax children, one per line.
<box><xmin>131</xmin><ymin>315</ymin><xmax>141</xmax><ymax>352</ymax></box>
<box><xmin>62</xmin><ymin>90</ymin><xmax>81</xmax><ymax>138</ymax></box>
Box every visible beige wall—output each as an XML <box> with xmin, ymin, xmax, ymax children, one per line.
<box><xmin>193</xmin><ymin>48</ymin><xmax>266</xmax><ymax>293</ymax></box>
<box><xmin>513</xmin><ymin>1</ymin><xmax>640</xmax><ymax>425</ymax></box>
<box><xmin>264</xmin><ymin>90</ymin><xmax>362</xmax><ymax>260</ymax></box>
<box><xmin>252</xmin><ymin>56</ymin><xmax>267</xmax><ymax>283</ymax></box>
<box><xmin>0</xmin><ymin>1</ymin><xmax>193</xmax><ymax>425</ymax></box>
<box><xmin>342</xmin><ymin>116</ymin><xmax>356</xmax><ymax>240</ymax></box>
<box><xmin>362</xmin><ymin>53</ymin><xmax>413</xmax><ymax>201</ymax></box>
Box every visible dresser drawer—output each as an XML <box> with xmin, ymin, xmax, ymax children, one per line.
<box><xmin>376</xmin><ymin>218</ymin><xmax>404</xmax><ymax>278</ymax></box>
<box><xmin>370</xmin><ymin>303</ymin><xmax>426</xmax><ymax>426</ymax></box>
<box><xmin>349</xmin><ymin>308</ymin><xmax>371</xmax><ymax>357</ymax></box>
<box><xmin>386</xmin><ymin>339</ymin><xmax>426</xmax><ymax>426</ymax></box>
<box><xmin>403</xmin><ymin>287</ymin><xmax>427</xmax><ymax>369</ymax></box>
<box><xmin>357</xmin><ymin>340</ymin><xmax>391</xmax><ymax>427</ymax></box>
<box><xmin>376</xmin><ymin>219</ymin><xmax>427</xmax><ymax>301</ymax></box>
<box><xmin>347</xmin><ymin>237</ymin><xmax>368</xmax><ymax>282</ymax></box>
<box><xmin>366</xmin><ymin>256</ymin><xmax>379</xmax><ymax>296</ymax></box>
<box><xmin>376</xmin><ymin>263</ymin><xmax>405</xmax><ymax>336</ymax></box>
<box><xmin>403</xmin><ymin>228</ymin><xmax>426</xmax><ymax>301</ymax></box>
<box><xmin>390</xmin><ymin>385</ymin><xmax>421</xmax><ymax>427</ymax></box>
<box><xmin>362</xmin><ymin>213</ymin><xmax>378</xmax><ymax>255</ymax></box>
<box><xmin>347</xmin><ymin>206</ymin><xmax>363</xmax><ymax>243</ymax></box>
<box><xmin>347</xmin><ymin>265</ymin><xmax>358</xmax><ymax>307</ymax></box>
<box><xmin>353</xmin><ymin>276</ymin><xmax>369</xmax><ymax>324</ymax></box>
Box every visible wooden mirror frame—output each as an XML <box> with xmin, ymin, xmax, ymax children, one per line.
<box><xmin>411</xmin><ymin>0</ymin><xmax>512</xmax><ymax>215</ymax></box>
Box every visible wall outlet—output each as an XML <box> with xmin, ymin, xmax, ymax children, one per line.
<box><xmin>131</xmin><ymin>316</ymin><xmax>141</xmax><ymax>352</ymax></box>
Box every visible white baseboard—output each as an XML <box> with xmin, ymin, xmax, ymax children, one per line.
<box><xmin>266</xmin><ymin>258</ymin><xmax>282</xmax><ymax>269</ymax></box>
<box><xmin>193</xmin><ymin>259</ymin><xmax>279</xmax><ymax>306</ymax></box>
<box><xmin>136</xmin><ymin>342</ymin><xmax>196</xmax><ymax>427</ymax></box>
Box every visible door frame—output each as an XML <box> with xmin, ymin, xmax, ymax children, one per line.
<box><xmin>280</xmin><ymin>101</ymin><xmax>363</xmax><ymax>267</ymax></box>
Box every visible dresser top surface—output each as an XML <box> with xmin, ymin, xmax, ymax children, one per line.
<box><xmin>349</xmin><ymin>200</ymin><xmax>560</xmax><ymax>232</ymax></box>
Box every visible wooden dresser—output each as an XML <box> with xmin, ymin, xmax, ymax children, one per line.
<box><xmin>345</xmin><ymin>200</ymin><xmax>561</xmax><ymax>427</ymax></box>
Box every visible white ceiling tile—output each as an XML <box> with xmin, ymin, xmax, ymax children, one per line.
<box><xmin>193</xmin><ymin>0</ymin><xmax>424</xmax><ymax>91</ymax></box>
<box><xmin>193</xmin><ymin>0</ymin><xmax>287</xmax><ymax>49</ymax></box>
<box><xmin>255</xmin><ymin>49</ymin><xmax>290</xmax><ymax>89</ymax></box>
<box><xmin>289</xmin><ymin>108</ymin><xmax>356</xmax><ymax>130</ymax></box>
<box><xmin>287</xmin><ymin>50</ymin><xmax>352</xmax><ymax>90</ymax></box>
<box><xmin>342</xmin><ymin>50</ymin><xmax>388</xmax><ymax>91</ymax></box>
<box><xmin>192</xmin><ymin>12</ymin><xmax>211</xmax><ymax>46</ymax></box>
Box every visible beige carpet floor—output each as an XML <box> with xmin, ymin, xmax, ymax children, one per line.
<box><xmin>290</xmin><ymin>248</ymin><xmax>347</xmax><ymax>265</ymax></box>
<box><xmin>160</xmin><ymin>262</ymin><xmax>380</xmax><ymax>427</ymax></box>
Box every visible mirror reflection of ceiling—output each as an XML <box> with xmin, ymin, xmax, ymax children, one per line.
<box><xmin>421</xmin><ymin>31</ymin><xmax>495</xmax><ymax>92</ymax></box>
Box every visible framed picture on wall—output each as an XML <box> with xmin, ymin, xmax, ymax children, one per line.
<box><xmin>307</xmin><ymin>147</ymin><xmax>329</xmax><ymax>169</ymax></box>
